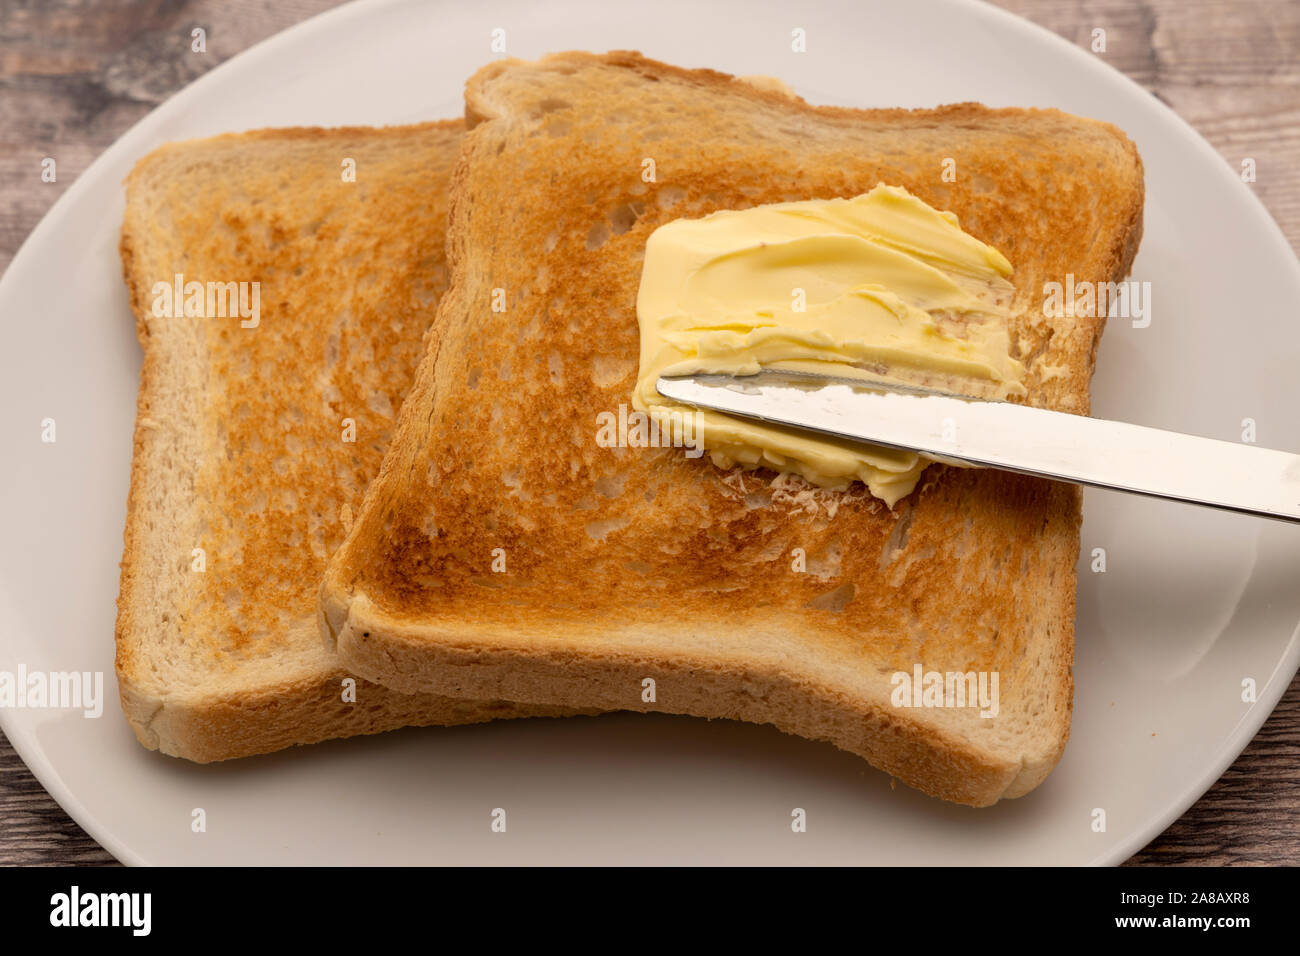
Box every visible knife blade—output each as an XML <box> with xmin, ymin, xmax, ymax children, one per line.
<box><xmin>656</xmin><ymin>371</ymin><xmax>1300</xmax><ymax>523</ymax></box>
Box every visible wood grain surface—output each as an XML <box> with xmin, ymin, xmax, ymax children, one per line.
<box><xmin>0</xmin><ymin>0</ymin><xmax>1296</xmax><ymax>866</ymax></box>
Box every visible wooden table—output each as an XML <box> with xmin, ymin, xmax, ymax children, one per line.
<box><xmin>1</xmin><ymin>0</ymin><xmax>1296</xmax><ymax>866</ymax></box>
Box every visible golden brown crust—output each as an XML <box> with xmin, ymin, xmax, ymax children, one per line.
<box><xmin>122</xmin><ymin>664</ymin><xmax>573</xmax><ymax>764</ymax></box>
<box><xmin>325</xmin><ymin>52</ymin><xmax>1146</xmax><ymax>805</ymax></box>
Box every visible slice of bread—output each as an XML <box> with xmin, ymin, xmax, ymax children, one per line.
<box><xmin>116</xmin><ymin>121</ymin><xmax>575</xmax><ymax>763</ymax></box>
<box><xmin>320</xmin><ymin>52</ymin><xmax>1145</xmax><ymax>806</ymax></box>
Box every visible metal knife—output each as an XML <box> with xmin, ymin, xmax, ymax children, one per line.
<box><xmin>656</xmin><ymin>371</ymin><xmax>1300</xmax><ymax>523</ymax></box>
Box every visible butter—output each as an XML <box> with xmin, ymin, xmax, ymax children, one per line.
<box><xmin>634</xmin><ymin>184</ymin><xmax>1026</xmax><ymax>506</ymax></box>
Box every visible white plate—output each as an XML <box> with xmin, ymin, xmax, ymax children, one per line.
<box><xmin>2</xmin><ymin>0</ymin><xmax>1297</xmax><ymax>866</ymax></box>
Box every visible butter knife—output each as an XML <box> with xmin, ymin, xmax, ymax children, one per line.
<box><xmin>656</xmin><ymin>371</ymin><xmax>1300</xmax><ymax>523</ymax></box>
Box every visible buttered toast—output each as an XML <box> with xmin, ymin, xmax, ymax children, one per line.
<box><xmin>319</xmin><ymin>52</ymin><xmax>1144</xmax><ymax>805</ymax></box>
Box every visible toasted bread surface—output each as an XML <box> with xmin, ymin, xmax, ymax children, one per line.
<box><xmin>116</xmin><ymin>121</ymin><xmax>574</xmax><ymax>763</ymax></box>
<box><xmin>322</xmin><ymin>52</ymin><xmax>1145</xmax><ymax>805</ymax></box>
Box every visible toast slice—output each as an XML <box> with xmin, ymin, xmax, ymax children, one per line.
<box><xmin>116</xmin><ymin>121</ymin><xmax>575</xmax><ymax>762</ymax></box>
<box><xmin>320</xmin><ymin>52</ymin><xmax>1145</xmax><ymax>806</ymax></box>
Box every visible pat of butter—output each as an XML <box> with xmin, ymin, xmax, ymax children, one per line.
<box><xmin>633</xmin><ymin>184</ymin><xmax>1026</xmax><ymax>507</ymax></box>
